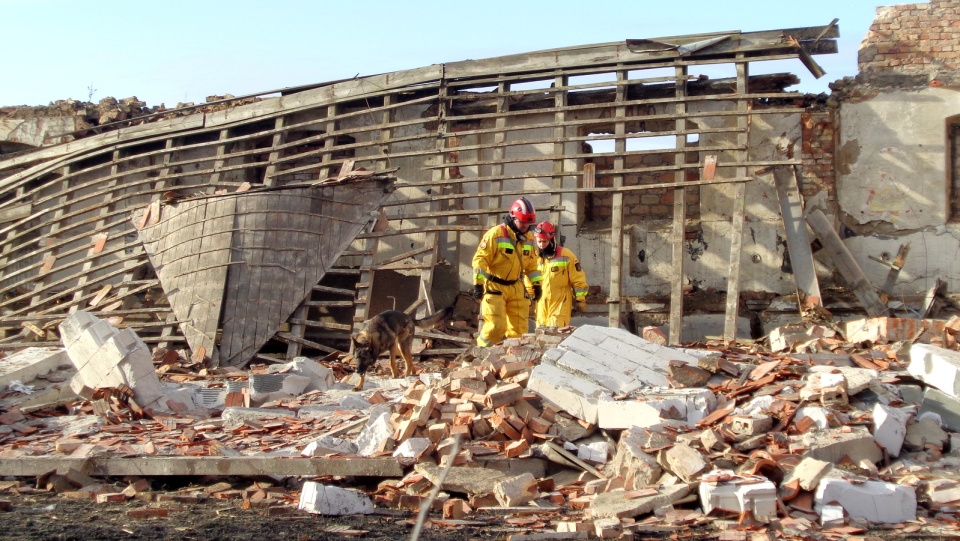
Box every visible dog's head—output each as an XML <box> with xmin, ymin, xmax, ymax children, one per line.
<box><xmin>351</xmin><ymin>336</ymin><xmax>378</xmax><ymax>375</ymax></box>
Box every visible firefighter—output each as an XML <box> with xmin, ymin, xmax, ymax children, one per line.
<box><xmin>530</xmin><ymin>221</ymin><xmax>589</xmax><ymax>328</ymax></box>
<box><xmin>472</xmin><ymin>197</ymin><xmax>543</xmax><ymax>346</ymax></box>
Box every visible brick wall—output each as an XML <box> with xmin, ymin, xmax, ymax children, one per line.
<box><xmin>859</xmin><ymin>0</ymin><xmax>960</xmax><ymax>75</ymax></box>
<box><xmin>800</xmin><ymin>109</ymin><xmax>838</xmax><ymax>198</ymax></box>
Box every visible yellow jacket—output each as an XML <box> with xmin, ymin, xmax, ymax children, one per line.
<box><xmin>531</xmin><ymin>246</ymin><xmax>589</xmax><ymax>326</ymax></box>
<box><xmin>473</xmin><ymin>223</ymin><xmax>542</xmax><ymax>291</ymax></box>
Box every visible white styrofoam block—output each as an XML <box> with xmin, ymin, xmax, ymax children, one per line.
<box><xmin>909</xmin><ymin>343</ymin><xmax>960</xmax><ymax>398</ymax></box>
<box><xmin>298</xmin><ymin>482</ymin><xmax>373</xmax><ymax>515</ymax></box>
<box><xmin>815</xmin><ymin>477</ymin><xmax>916</xmax><ymax>523</ymax></box>
<box><xmin>872</xmin><ymin>403</ymin><xmax>911</xmax><ymax>457</ymax></box>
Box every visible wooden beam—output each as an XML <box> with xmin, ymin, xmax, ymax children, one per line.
<box><xmin>773</xmin><ymin>165</ymin><xmax>821</xmax><ymax>305</ymax></box>
<box><xmin>805</xmin><ymin>208</ymin><xmax>888</xmax><ymax>317</ymax></box>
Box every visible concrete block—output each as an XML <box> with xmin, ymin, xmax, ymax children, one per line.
<box><xmin>0</xmin><ymin>347</ymin><xmax>71</xmax><ymax>387</ymax></box>
<box><xmin>527</xmin><ymin>363</ymin><xmax>606</xmax><ymax>424</ymax></box>
<box><xmin>927</xmin><ymin>479</ymin><xmax>960</xmax><ymax>504</ymax></box>
<box><xmin>699</xmin><ymin>472</ymin><xmax>777</xmax><ymax>522</ymax></box>
<box><xmin>298</xmin><ymin>481</ymin><xmax>373</xmax><ymax>515</ymax></box>
<box><xmin>632</xmin><ymin>388</ymin><xmax>717</xmax><ymax>424</ymax></box>
<box><xmin>872</xmin><ymin>403</ymin><xmax>911</xmax><ymax>457</ymax></box>
<box><xmin>270</xmin><ymin>357</ymin><xmax>337</xmax><ymax>391</ymax></box>
<box><xmin>393</xmin><ymin>437</ymin><xmax>432</xmax><ymax>460</ymax></box>
<box><xmin>356</xmin><ymin>410</ymin><xmax>394</xmax><ymax>457</ymax></box>
<box><xmin>221</xmin><ymin>407</ymin><xmax>290</xmax><ymax>428</ymax></box>
<box><xmin>904</xmin><ymin>416</ymin><xmax>949</xmax><ymax>452</ymax></box>
<box><xmin>794</xmin><ymin>406</ymin><xmax>837</xmax><ymax>431</ymax></box>
<box><xmin>919</xmin><ymin>387</ymin><xmax>960</xmax><ymax>432</ymax></box>
<box><xmin>798</xmin><ymin>426</ymin><xmax>883</xmax><ymax>465</ymax></box>
<box><xmin>301</xmin><ymin>436</ymin><xmax>359</xmax><ymax>456</ymax></box>
<box><xmin>808</xmin><ymin>365</ymin><xmax>878</xmax><ymax>395</ymax></box>
<box><xmin>577</xmin><ymin>441</ymin><xmax>610</xmax><ymax>464</ymax></box>
<box><xmin>815</xmin><ymin>476</ymin><xmax>916</xmax><ymax>523</ymax></box>
<box><xmin>596</xmin><ymin>399</ymin><xmax>662</xmax><ymax>430</ymax></box>
<box><xmin>57</xmin><ymin>310</ymin><xmax>100</xmax><ymax>348</ymax></box>
<box><xmin>658</xmin><ymin>444</ymin><xmax>708</xmax><ymax>483</ymax></box>
<box><xmin>610</xmin><ymin>428</ymin><xmax>663</xmax><ymax>489</ymax></box>
<box><xmin>909</xmin><ymin>343</ymin><xmax>960</xmax><ymax>398</ymax></box>
<box><xmin>782</xmin><ymin>457</ymin><xmax>833</xmax><ymax>491</ymax></box>
<box><xmin>494</xmin><ymin>473</ymin><xmax>538</xmax><ymax>507</ymax></box>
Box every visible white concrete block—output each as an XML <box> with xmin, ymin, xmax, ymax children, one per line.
<box><xmin>927</xmin><ymin>479</ymin><xmax>960</xmax><ymax>504</ymax></box>
<box><xmin>660</xmin><ymin>444</ymin><xmax>707</xmax><ymax>483</ymax></box>
<box><xmin>872</xmin><ymin>403</ymin><xmax>911</xmax><ymax>457</ymax></box>
<box><xmin>782</xmin><ymin>457</ymin><xmax>833</xmax><ymax>491</ymax></box>
<box><xmin>795</xmin><ymin>406</ymin><xmax>835</xmax><ymax>430</ymax></box>
<box><xmin>809</xmin><ymin>365</ymin><xmax>878</xmax><ymax>395</ymax></box>
<box><xmin>909</xmin><ymin>344</ymin><xmax>960</xmax><ymax>399</ymax></box>
<box><xmin>699</xmin><ymin>472</ymin><xmax>777</xmax><ymax>522</ymax></box>
<box><xmin>633</xmin><ymin>388</ymin><xmax>717</xmax><ymax>424</ymax></box>
<box><xmin>0</xmin><ymin>347</ymin><xmax>70</xmax><ymax>387</ymax></box>
<box><xmin>393</xmin><ymin>437</ymin><xmax>432</xmax><ymax>459</ymax></box>
<box><xmin>298</xmin><ymin>481</ymin><xmax>374</xmax><ymax>515</ymax></box>
<box><xmin>815</xmin><ymin>477</ymin><xmax>916</xmax><ymax>523</ymax></box>
<box><xmin>577</xmin><ymin>441</ymin><xmax>610</xmax><ymax>464</ymax></box>
<box><xmin>527</xmin><ymin>363</ymin><xmax>606</xmax><ymax>424</ymax></box>
<box><xmin>494</xmin><ymin>472</ymin><xmax>538</xmax><ymax>507</ymax></box>
<box><xmin>302</xmin><ymin>436</ymin><xmax>359</xmax><ymax>456</ymax></box>
<box><xmin>596</xmin><ymin>399</ymin><xmax>662</xmax><ymax>430</ymax></box>
<box><xmin>356</xmin><ymin>410</ymin><xmax>394</xmax><ymax>457</ymax></box>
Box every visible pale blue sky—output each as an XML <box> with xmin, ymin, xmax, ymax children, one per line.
<box><xmin>2</xmin><ymin>0</ymin><xmax>894</xmax><ymax>108</ymax></box>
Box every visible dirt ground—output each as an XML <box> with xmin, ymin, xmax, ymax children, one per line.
<box><xmin>0</xmin><ymin>488</ymin><xmax>509</xmax><ymax>541</ymax></box>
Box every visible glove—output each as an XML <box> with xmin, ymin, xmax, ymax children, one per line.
<box><xmin>576</xmin><ymin>300</ymin><xmax>587</xmax><ymax>313</ymax></box>
<box><xmin>472</xmin><ymin>284</ymin><xmax>484</xmax><ymax>300</ymax></box>
<box><xmin>532</xmin><ymin>285</ymin><xmax>542</xmax><ymax>302</ymax></box>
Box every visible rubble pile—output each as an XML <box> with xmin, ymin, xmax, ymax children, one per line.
<box><xmin>3</xmin><ymin>311</ymin><xmax>960</xmax><ymax>538</ymax></box>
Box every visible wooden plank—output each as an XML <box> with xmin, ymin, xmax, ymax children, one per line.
<box><xmin>773</xmin><ymin>165</ymin><xmax>821</xmax><ymax>305</ymax></box>
<box><xmin>805</xmin><ymin>208</ymin><xmax>889</xmax><ymax>317</ymax></box>
<box><xmin>668</xmin><ymin>66</ymin><xmax>688</xmax><ymax>345</ymax></box>
<box><xmin>608</xmin><ymin>70</ymin><xmax>627</xmax><ymax>329</ymax></box>
<box><xmin>0</xmin><ymin>203</ymin><xmax>30</xmax><ymax>225</ymax></box>
<box><xmin>0</xmin><ymin>456</ymin><xmax>403</xmax><ymax>478</ymax></box>
<box><xmin>722</xmin><ymin>60</ymin><xmax>748</xmax><ymax>342</ymax></box>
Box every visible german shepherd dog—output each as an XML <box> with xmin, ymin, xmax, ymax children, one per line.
<box><xmin>350</xmin><ymin>306</ymin><xmax>452</xmax><ymax>390</ymax></box>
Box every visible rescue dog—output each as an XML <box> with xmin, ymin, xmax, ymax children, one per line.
<box><xmin>350</xmin><ymin>306</ymin><xmax>452</xmax><ymax>390</ymax></box>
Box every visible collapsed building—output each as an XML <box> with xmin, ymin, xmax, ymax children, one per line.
<box><xmin>3</xmin><ymin>0</ymin><xmax>960</xmax><ymax>536</ymax></box>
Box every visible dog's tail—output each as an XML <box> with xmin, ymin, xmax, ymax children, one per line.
<box><xmin>414</xmin><ymin>306</ymin><xmax>453</xmax><ymax>329</ymax></box>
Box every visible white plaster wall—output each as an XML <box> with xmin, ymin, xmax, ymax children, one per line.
<box><xmin>838</xmin><ymin>88</ymin><xmax>956</xmax><ymax>229</ymax></box>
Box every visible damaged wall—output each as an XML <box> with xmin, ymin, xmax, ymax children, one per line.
<box><xmin>830</xmin><ymin>0</ymin><xmax>960</xmax><ymax>299</ymax></box>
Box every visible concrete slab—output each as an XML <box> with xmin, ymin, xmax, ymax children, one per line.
<box><xmin>0</xmin><ymin>347</ymin><xmax>71</xmax><ymax>387</ymax></box>
<box><xmin>587</xmin><ymin>483</ymin><xmax>690</xmax><ymax>519</ymax></box>
<box><xmin>415</xmin><ymin>463</ymin><xmax>507</xmax><ymax>496</ymax></box>
<box><xmin>797</xmin><ymin>426</ymin><xmax>883</xmax><ymax>465</ymax></box>
<box><xmin>527</xmin><ymin>363</ymin><xmax>607</xmax><ymax>425</ymax></box>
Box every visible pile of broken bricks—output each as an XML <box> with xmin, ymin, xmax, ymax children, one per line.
<box><xmin>3</xmin><ymin>311</ymin><xmax>960</xmax><ymax>539</ymax></box>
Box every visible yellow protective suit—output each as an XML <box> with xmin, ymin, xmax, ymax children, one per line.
<box><xmin>472</xmin><ymin>223</ymin><xmax>542</xmax><ymax>346</ymax></box>
<box><xmin>533</xmin><ymin>246</ymin><xmax>589</xmax><ymax>328</ymax></box>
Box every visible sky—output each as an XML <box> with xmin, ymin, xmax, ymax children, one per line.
<box><xmin>1</xmin><ymin>0</ymin><xmax>895</xmax><ymax>109</ymax></box>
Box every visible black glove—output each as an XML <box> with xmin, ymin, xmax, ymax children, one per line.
<box><xmin>532</xmin><ymin>285</ymin><xmax>542</xmax><ymax>302</ymax></box>
<box><xmin>472</xmin><ymin>284</ymin><xmax>484</xmax><ymax>300</ymax></box>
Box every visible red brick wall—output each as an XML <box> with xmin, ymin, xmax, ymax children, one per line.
<box><xmin>800</xmin><ymin>109</ymin><xmax>837</xmax><ymax>198</ymax></box>
<box><xmin>859</xmin><ymin>0</ymin><xmax>960</xmax><ymax>74</ymax></box>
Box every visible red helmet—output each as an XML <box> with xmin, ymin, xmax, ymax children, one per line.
<box><xmin>509</xmin><ymin>197</ymin><xmax>536</xmax><ymax>224</ymax></box>
<box><xmin>533</xmin><ymin>221</ymin><xmax>556</xmax><ymax>240</ymax></box>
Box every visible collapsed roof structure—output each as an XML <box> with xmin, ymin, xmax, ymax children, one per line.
<box><xmin>0</xmin><ymin>23</ymin><xmax>841</xmax><ymax>364</ymax></box>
